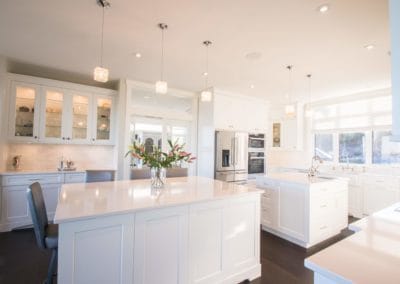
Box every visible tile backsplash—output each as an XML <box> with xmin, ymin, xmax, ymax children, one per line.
<box><xmin>4</xmin><ymin>144</ymin><xmax>116</xmax><ymax>171</ymax></box>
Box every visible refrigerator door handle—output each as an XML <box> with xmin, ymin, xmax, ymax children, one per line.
<box><xmin>231</xmin><ymin>137</ymin><xmax>235</xmax><ymax>166</ymax></box>
<box><xmin>234</xmin><ymin>137</ymin><xmax>238</xmax><ymax>166</ymax></box>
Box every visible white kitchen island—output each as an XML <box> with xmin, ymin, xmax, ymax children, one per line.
<box><xmin>54</xmin><ymin>176</ymin><xmax>262</xmax><ymax>284</ymax></box>
<box><xmin>256</xmin><ymin>172</ymin><xmax>348</xmax><ymax>248</ymax></box>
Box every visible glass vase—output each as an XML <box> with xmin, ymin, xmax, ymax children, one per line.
<box><xmin>150</xmin><ymin>167</ymin><xmax>166</xmax><ymax>189</ymax></box>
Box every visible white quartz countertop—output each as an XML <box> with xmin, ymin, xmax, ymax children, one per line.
<box><xmin>54</xmin><ymin>176</ymin><xmax>263</xmax><ymax>224</ymax></box>
<box><xmin>260</xmin><ymin>172</ymin><xmax>345</xmax><ymax>185</ymax></box>
<box><xmin>0</xmin><ymin>169</ymin><xmax>86</xmax><ymax>175</ymax></box>
<box><xmin>305</xmin><ymin>202</ymin><xmax>400</xmax><ymax>284</ymax></box>
<box><xmin>0</xmin><ymin>169</ymin><xmax>116</xmax><ymax>175</ymax></box>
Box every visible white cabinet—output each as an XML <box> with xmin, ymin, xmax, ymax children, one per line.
<box><xmin>7</xmin><ymin>74</ymin><xmax>116</xmax><ymax>145</ymax></box>
<box><xmin>0</xmin><ymin>171</ymin><xmax>86</xmax><ymax>231</ymax></box>
<box><xmin>134</xmin><ymin>206</ymin><xmax>189</xmax><ymax>284</ymax></box>
<box><xmin>362</xmin><ymin>175</ymin><xmax>399</xmax><ymax>215</ymax></box>
<box><xmin>277</xmin><ymin>182</ymin><xmax>306</xmax><ymax>240</ymax></box>
<box><xmin>270</xmin><ymin>103</ymin><xmax>303</xmax><ymax>150</ymax></box>
<box><xmin>212</xmin><ymin>91</ymin><xmax>268</xmax><ymax>132</ymax></box>
<box><xmin>257</xmin><ymin>176</ymin><xmax>348</xmax><ymax>248</ymax></box>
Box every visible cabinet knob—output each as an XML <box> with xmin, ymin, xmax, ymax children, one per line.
<box><xmin>34</xmin><ymin>136</ymin><xmax>38</xmax><ymax>139</ymax></box>
<box><xmin>62</xmin><ymin>137</ymin><xmax>65</xmax><ymax>140</ymax></box>
<box><xmin>67</xmin><ymin>137</ymin><xmax>71</xmax><ymax>140</ymax></box>
<box><xmin>92</xmin><ymin>138</ymin><xmax>95</xmax><ymax>142</ymax></box>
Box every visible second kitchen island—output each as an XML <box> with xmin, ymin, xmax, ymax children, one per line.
<box><xmin>54</xmin><ymin>176</ymin><xmax>262</xmax><ymax>284</ymax></box>
<box><xmin>257</xmin><ymin>172</ymin><xmax>348</xmax><ymax>248</ymax></box>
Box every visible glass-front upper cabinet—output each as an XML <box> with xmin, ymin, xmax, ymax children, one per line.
<box><xmin>71</xmin><ymin>94</ymin><xmax>91</xmax><ymax>142</ymax></box>
<box><xmin>92</xmin><ymin>96</ymin><xmax>114</xmax><ymax>144</ymax></box>
<box><xmin>9</xmin><ymin>82</ymin><xmax>41</xmax><ymax>142</ymax></box>
<box><xmin>41</xmin><ymin>88</ymin><xmax>65</xmax><ymax>142</ymax></box>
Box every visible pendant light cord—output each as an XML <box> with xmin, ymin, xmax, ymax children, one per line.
<box><xmin>287</xmin><ymin>65</ymin><xmax>293</xmax><ymax>103</ymax></box>
<box><xmin>100</xmin><ymin>6</ymin><xmax>105</xmax><ymax>67</ymax></box>
<box><xmin>161</xmin><ymin>27</ymin><xmax>165</xmax><ymax>80</ymax></box>
<box><xmin>307</xmin><ymin>74</ymin><xmax>312</xmax><ymax>104</ymax></box>
<box><xmin>205</xmin><ymin>44</ymin><xmax>209</xmax><ymax>88</ymax></box>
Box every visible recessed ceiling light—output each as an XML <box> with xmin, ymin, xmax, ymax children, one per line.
<box><xmin>250</xmin><ymin>84</ymin><xmax>255</xmax><ymax>89</ymax></box>
<box><xmin>135</xmin><ymin>52</ymin><xmax>142</xmax><ymax>58</ymax></box>
<box><xmin>364</xmin><ymin>44</ymin><xmax>375</xmax><ymax>50</ymax></box>
<box><xmin>203</xmin><ymin>72</ymin><xmax>208</xmax><ymax>76</ymax></box>
<box><xmin>245</xmin><ymin>52</ymin><xmax>262</xmax><ymax>61</ymax></box>
<box><xmin>318</xmin><ymin>4</ymin><xmax>329</xmax><ymax>13</ymax></box>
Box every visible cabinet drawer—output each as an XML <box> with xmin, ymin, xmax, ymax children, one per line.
<box><xmin>1</xmin><ymin>174</ymin><xmax>63</xmax><ymax>186</ymax></box>
<box><xmin>310</xmin><ymin>218</ymin><xmax>331</xmax><ymax>241</ymax></box>
<box><xmin>64</xmin><ymin>173</ymin><xmax>86</xmax><ymax>184</ymax></box>
<box><xmin>310</xmin><ymin>196</ymin><xmax>331</xmax><ymax>217</ymax></box>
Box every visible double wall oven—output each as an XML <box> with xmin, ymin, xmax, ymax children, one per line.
<box><xmin>248</xmin><ymin>133</ymin><xmax>266</xmax><ymax>178</ymax></box>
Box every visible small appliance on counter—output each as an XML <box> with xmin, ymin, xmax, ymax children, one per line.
<box><xmin>215</xmin><ymin>131</ymin><xmax>248</xmax><ymax>182</ymax></box>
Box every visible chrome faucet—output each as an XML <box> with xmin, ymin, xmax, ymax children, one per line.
<box><xmin>308</xmin><ymin>155</ymin><xmax>323</xmax><ymax>177</ymax></box>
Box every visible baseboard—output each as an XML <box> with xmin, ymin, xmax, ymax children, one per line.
<box><xmin>221</xmin><ymin>264</ymin><xmax>261</xmax><ymax>284</ymax></box>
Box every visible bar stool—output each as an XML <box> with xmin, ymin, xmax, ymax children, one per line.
<box><xmin>26</xmin><ymin>182</ymin><xmax>58</xmax><ymax>284</ymax></box>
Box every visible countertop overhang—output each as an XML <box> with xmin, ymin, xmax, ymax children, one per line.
<box><xmin>259</xmin><ymin>172</ymin><xmax>348</xmax><ymax>185</ymax></box>
<box><xmin>305</xmin><ymin>202</ymin><xmax>400</xmax><ymax>284</ymax></box>
<box><xmin>54</xmin><ymin>176</ymin><xmax>263</xmax><ymax>224</ymax></box>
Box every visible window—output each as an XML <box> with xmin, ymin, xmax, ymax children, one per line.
<box><xmin>372</xmin><ymin>130</ymin><xmax>400</xmax><ymax>164</ymax></box>
<box><xmin>314</xmin><ymin>133</ymin><xmax>334</xmax><ymax>161</ymax></box>
<box><xmin>339</xmin><ymin>133</ymin><xmax>366</xmax><ymax>164</ymax></box>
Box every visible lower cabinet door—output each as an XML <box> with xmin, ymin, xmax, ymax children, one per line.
<box><xmin>189</xmin><ymin>201</ymin><xmax>225</xmax><ymax>284</ymax></box>
<box><xmin>134</xmin><ymin>206</ymin><xmax>189</xmax><ymax>284</ymax></box>
<box><xmin>277</xmin><ymin>183</ymin><xmax>306</xmax><ymax>241</ymax></box>
<box><xmin>57</xmin><ymin>214</ymin><xmax>135</xmax><ymax>284</ymax></box>
<box><xmin>364</xmin><ymin>186</ymin><xmax>398</xmax><ymax>215</ymax></box>
<box><xmin>2</xmin><ymin>186</ymin><xmax>30</xmax><ymax>226</ymax></box>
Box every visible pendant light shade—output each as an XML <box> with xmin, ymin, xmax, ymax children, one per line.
<box><xmin>155</xmin><ymin>80</ymin><xmax>168</xmax><ymax>94</ymax></box>
<box><xmin>94</xmin><ymin>66</ymin><xmax>109</xmax><ymax>83</ymax></box>
<box><xmin>200</xmin><ymin>40</ymin><xmax>213</xmax><ymax>102</ymax></box>
<box><xmin>94</xmin><ymin>0</ymin><xmax>110</xmax><ymax>82</ymax></box>
<box><xmin>284</xmin><ymin>65</ymin><xmax>296</xmax><ymax>117</ymax></box>
<box><xmin>200</xmin><ymin>90</ymin><xmax>212</xmax><ymax>102</ymax></box>
<box><xmin>156</xmin><ymin>23</ymin><xmax>168</xmax><ymax>94</ymax></box>
<box><xmin>305</xmin><ymin>74</ymin><xmax>314</xmax><ymax>118</ymax></box>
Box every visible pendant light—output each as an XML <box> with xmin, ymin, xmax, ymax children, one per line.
<box><xmin>284</xmin><ymin>65</ymin><xmax>296</xmax><ymax>117</ymax></box>
<box><xmin>305</xmin><ymin>74</ymin><xmax>314</xmax><ymax>118</ymax></box>
<box><xmin>200</xmin><ymin>40</ymin><xmax>213</xmax><ymax>102</ymax></box>
<box><xmin>155</xmin><ymin>23</ymin><xmax>168</xmax><ymax>94</ymax></box>
<box><xmin>93</xmin><ymin>0</ymin><xmax>110</xmax><ymax>83</ymax></box>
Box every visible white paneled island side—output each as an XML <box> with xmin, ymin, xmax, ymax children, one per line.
<box><xmin>257</xmin><ymin>172</ymin><xmax>348</xmax><ymax>248</ymax></box>
<box><xmin>54</xmin><ymin>176</ymin><xmax>262</xmax><ymax>284</ymax></box>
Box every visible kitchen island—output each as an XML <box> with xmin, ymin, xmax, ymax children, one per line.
<box><xmin>305</xmin><ymin>202</ymin><xmax>400</xmax><ymax>284</ymax></box>
<box><xmin>256</xmin><ymin>172</ymin><xmax>348</xmax><ymax>248</ymax></box>
<box><xmin>54</xmin><ymin>176</ymin><xmax>262</xmax><ymax>284</ymax></box>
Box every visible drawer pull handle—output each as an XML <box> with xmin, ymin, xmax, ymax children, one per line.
<box><xmin>320</xmin><ymin>204</ymin><xmax>327</xmax><ymax>208</ymax></box>
<box><xmin>320</xmin><ymin>225</ymin><xmax>328</xmax><ymax>230</ymax></box>
<box><xmin>29</xmin><ymin>178</ymin><xmax>41</xmax><ymax>181</ymax></box>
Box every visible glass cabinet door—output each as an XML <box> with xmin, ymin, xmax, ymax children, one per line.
<box><xmin>43</xmin><ymin>90</ymin><xmax>64</xmax><ymax>139</ymax></box>
<box><xmin>95</xmin><ymin>97</ymin><xmax>112</xmax><ymax>141</ymax></box>
<box><xmin>72</xmin><ymin>95</ymin><xmax>89</xmax><ymax>140</ymax></box>
<box><xmin>14</xmin><ymin>85</ymin><xmax>38</xmax><ymax>138</ymax></box>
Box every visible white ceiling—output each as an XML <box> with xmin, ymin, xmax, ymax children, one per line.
<box><xmin>0</xmin><ymin>0</ymin><xmax>391</xmax><ymax>103</ymax></box>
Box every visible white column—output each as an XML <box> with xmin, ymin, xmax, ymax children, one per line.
<box><xmin>390</xmin><ymin>0</ymin><xmax>400</xmax><ymax>140</ymax></box>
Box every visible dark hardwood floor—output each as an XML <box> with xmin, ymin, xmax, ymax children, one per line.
<box><xmin>0</xmin><ymin>217</ymin><xmax>357</xmax><ymax>284</ymax></box>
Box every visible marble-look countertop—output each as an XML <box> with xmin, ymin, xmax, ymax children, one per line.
<box><xmin>54</xmin><ymin>176</ymin><xmax>263</xmax><ymax>224</ymax></box>
<box><xmin>305</xmin><ymin>202</ymin><xmax>400</xmax><ymax>284</ymax></box>
<box><xmin>0</xmin><ymin>169</ymin><xmax>116</xmax><ymax>175</ymax></box>
<box><xmin>260</xmin><ymin>172</ymin><xmax>346</xmax><ymax>185</ymax></box>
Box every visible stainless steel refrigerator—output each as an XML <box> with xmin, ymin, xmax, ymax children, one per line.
<box><xmin>215</xmin><ymin>131</ymin><xmax>248</xmax><ymax>182</ymax></box>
